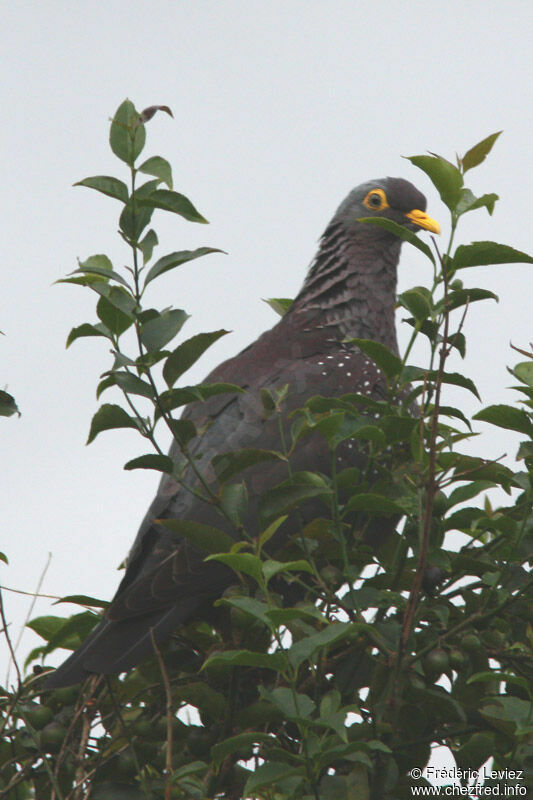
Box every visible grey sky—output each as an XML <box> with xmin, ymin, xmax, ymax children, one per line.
<box><xmin>2</xmin><ymin>1</ymin><xmax>532</xmax><ymax>777</ymax></box>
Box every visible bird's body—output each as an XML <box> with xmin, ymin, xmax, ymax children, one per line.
<box><xmin>47</xmin><ymin>178</ymin><xmax>438</xmax><ymax>687</ymax></box>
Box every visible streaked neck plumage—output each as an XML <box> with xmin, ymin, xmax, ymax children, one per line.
<box><xmin>290</xmin><ymin>220</ymin><xmax>402</xmax><ymax>353</ymax></box>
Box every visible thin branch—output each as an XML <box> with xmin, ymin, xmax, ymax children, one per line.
<box><xmin>0</xmin><ymin>584</ymin><xmax>63</xmax><ymax>601</ymax></box>
<box><xmin>150</xmin><ymin>629</ymin><xmax>174</xmax><ymax>800</ymax></box>
<box><xmin>399</xmin><ymin>231</ymin><xmax>454</xmax><ymax>659</ymax></box>
<box><xmin>12</xmin><ymin>552</ymin><xmax>52</xmax><ymax>657</ymax></box>
<box><xmin>0</xmin><ymin>586</ymin><xmax>22</xmax><ymax>689</ymax></box>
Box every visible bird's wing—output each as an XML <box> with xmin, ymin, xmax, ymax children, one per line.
<box><xmin>105</xmin><ymin>311</ymin><xmax>376</xmax><ymax>621</ymax></box>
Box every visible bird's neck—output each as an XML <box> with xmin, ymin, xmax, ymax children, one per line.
<box><xmin>290</xmin><ymin>221</ymin><xmax>401</xmax><ymax>352</ymax></box>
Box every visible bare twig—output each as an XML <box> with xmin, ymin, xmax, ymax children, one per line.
<box><xmin>0</xmin><ymin>586</ymin><xmax>22</xmax><ymax>689</ymax></box>
<box><xmin>150</xmin><ymin>629</ymin><xmax>174</xmax><ymax>799</ymax></box>
<box><xmin>73</xmin><ymin>689</ymin><xmax>95</xmax><ymax>800</ymax></box>
<box><xmin>0</xmin><ymin>583</ymin><xmax>62</xmax><ymax>601</ymax></box>
<box><xmin>12</xmin><ymin>552</ymin><xmax>52</xmax><ymax>661</ymax></box>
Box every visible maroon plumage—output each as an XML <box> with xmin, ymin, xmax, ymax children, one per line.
<box><xmin>47</xmin><ymin>177</ymin><xmax>436</xmax><ymax>686</ymax></box>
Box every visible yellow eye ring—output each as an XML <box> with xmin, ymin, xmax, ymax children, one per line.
<box><xmin>363</xmin><ymin>188</ymin><xmax>389</xmax><ymax>211</ymax></box>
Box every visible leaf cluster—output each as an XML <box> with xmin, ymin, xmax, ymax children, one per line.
<box><xmin>1</xmin><ymin>112</ymin><xmax>532</xmax><ymax>799</ymax></box>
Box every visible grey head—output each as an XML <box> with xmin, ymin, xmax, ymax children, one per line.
<box><xmin>292</xmin><ymin>177</ymin><xmax>439</xmax><ymax>345</ymax></box>
<box><xmin>332</xmin><ymin>177</ymin><xmax>439</xmax><ymax>238</ymax></box>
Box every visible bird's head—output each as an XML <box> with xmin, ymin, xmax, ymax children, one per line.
<box><xmin>334</xmin><ymin>177</ymin><xmax>440</xmax><ymax>238</ymax></box>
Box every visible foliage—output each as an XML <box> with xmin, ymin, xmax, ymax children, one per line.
<box><xmin>1</xmin><ymin>107</ymin><xmax>532</xmax><ymax>799</ymax></box>
<box><xmin>0</xmin><ymin>326</ymin><xmax>19</xmax><ymax>418</ymax></box>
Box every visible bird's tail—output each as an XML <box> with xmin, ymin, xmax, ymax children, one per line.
<box><xmin>44</xmin><ymin>597</ymin><xmax>201</xmax><ymax>688</ymax></box>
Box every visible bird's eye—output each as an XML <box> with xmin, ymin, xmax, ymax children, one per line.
<box><xmin>363</xmin><ymin>189</ymin><xmax>388</xmax><ymax>211</ymax></box>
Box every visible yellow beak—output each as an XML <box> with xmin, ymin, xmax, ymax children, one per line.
<box><xmin>405</xmin><ymin>209</ymin><xmax>441</xmax><ymax>234</ymax></box>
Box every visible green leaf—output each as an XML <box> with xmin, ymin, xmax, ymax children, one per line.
<box><xmin>436</xmin><ymin>405</ymin><xmax>471</xmax><ymax>429</ymax></box>
<box><xmin>0</xmin><ymin>389</ymin><xmax>20</xmax><ymax>417</ymax></box>
<box><xmin>111</xmin><ymin>371</ymin><xmax>154</xmax><ymax>398</ymax></box>
<box><xmin>343</xmin><ymin>493</ymin><xmax>403</xmax><ymax>516</ymax></box>
<box><xmin>168</xmin><ymin>417</ymin><xmax>197</xmax><ymax>446</ymax></box>
<box><xmin>308</xmin><ymin>411</ymin><xmax>345</xmax><ymax>443</ymax></box>
<box><xmin>210</xmin><ymin>731</ymin><xmax>272</xmax><ymax>765</ymax></box>
<box><xmin>320</xmin><ymin>689</ymin><xmax>342</xmax><ymax>717</ymax></box>
<box><xmin>402</xmin><ymin>366</ymin><xmax>480</xmax><ymax>399</ymax></box>
<box><xmin>86</xmin><ymin>403</ymin><xmax>140</xmax><ymax>444</ymax></box>
<box><xmin>203</xmin><ymin>650</ymin><xmax>284</xmax><ymax>672</ymax></box>
<box><xmin>155</xmin><ymin>382</ymin><xmax>242</xmax><ymax>417</ymax></box>
<box><xmin>53</xmin><ymin>595</ymin><xmax>108</xmax><ymax>608</ymax></box>
<box><xmin>441</xmin><ymin>287</ymin><xmax>498</xmax><ymax>311</ymax></box>
<box><xmin>144</xmin><ymin>247</ymin><xmax>223</xmax><ymax>286</ymax></box>
<box><xmin>446</xmin><ymin>481</ymin><xmax>496</xmax><ymax>509</ymax></box>
<box><xmin>111</xmin><ymin>351</ymin><xmax>136</xmax><ymax>368</ymax></box>
<box><xmin>439</xmin><ymin>452</ymin><xmax>515</xmax><ymax>490</ymax></box>
<box><xmin>138</xmin><ymin>155</ymin><xmax>173</xmax><ymax>189</ymax></box>
<box><xmin>262</xmin><ymin>558</ymin><xmax>313</xmax><ymax>584</ymax></box>
<box><xmin>267</xmin><ymin>605</ymin><xmax>325</xmax><ymax>626</ymax></box>
<box><xmin>406</xmin><ymin>154</ymin><xmax>463</xmax><ymax>210</ymax></box>
<box><xmin>479</xmin><ymin>696</ymin><xmax>533</xmax><ymax>736</ymax></box>
<box><xmin>93</xmin><ymin>283</ymin><xmax>136</xmax><ymax>316</ymax></box>
<box><xmin>288</xmin><ymin>622</ymin><xmax>357</xmax><ymax>669</ymax></box>
<box><xmin>380</xmin><ymin>414</ymin><xmax>418</xmax><ymax>443</ymax></box>
<box><xmin>74</xmin><ymin>175</ymin><xmax>129</xmax><ymax>203</ymax></box>
<box><xmin>348</xmin><ymin>338</ymin><xmax>403</xmax><ymax>379</ymax></box>
<box><xmin>140</xmin><ymin>308</ymin><xmax>189</xmax><ymax>351</ymax></box>
<box><xmin>221</xmin><ymin>480</ymin><xmax>248</xmax><ymax>525</ymax></box>
<box><xmin>78</xmin><ymin>253</ymin><xmax>113</xmax><ymax>272</ymax></box>
<box><xmin>260</xmin><ymin>686</ymin><xmax>316</xmax><ymax>720</ymax></box>
<box><xmin>264</xmin><ymin>297</ymin><xmax>294</xmax><ymax>316</ymax></box>
<box><xmin>346</xmin><ymin>424</ymin><xmax>387</xmax><ymax>448</ymax></box>
<box><xmin>138</xmin><ymin>189</ymin><xmax>208</xmax><ymax>223</ymax></box>
<box><xmin>212</xmin><ymin>448</ymin><xmax>285</xmax><ymax>483</ymax></box>
<box><xmin>456</xmin><ymin>188</ymin><xmax>499</xmax><ymax>216</ymax></box>
<box><xmin>357</xmin><ymin>217</ymin><xmax>435</xmax><ymax>263</ymax></box>
<box><xmin>474</xmin><ymin>404</ymin><xmax>533</xmax><ymax>436</ymax></box>
<box><xmin>109</xmin><ymin>99</ymin><xmax>145</xmax><ymax>166</ymax></box>
<box><xmin>163</xmin><ymin>330</ymin><xmax>229</xmax><ymax>387</ymax></box>
<box><xmin>219</xmin><ymin>596</ymin><xmax>271</xmax><ymax>626</ymax></box>
<box><xmin>461</xmin><ymin>131</ymin><xmax>502</xmax><ymax>173</ymax></box>
<box><xmin>512</xmin><ymin>361</ymin><xmax>533</xmax><ymax>387</ymax></box>
<box><xmin>124</xmin><ymin>454</ymin><xmax>174</xmax><ymax>473</ymax></box>
<box><xmin>96</xmin><ymin>375</ymin><xmax>115</xmax><ymax>399</ymax></box>
<box><xmin>43</xmin><ymin>612</ymin><xmax>100</xmax><ymax>652</ymax></box>
<box><xmin>138</xmin><ymin>228</ymin><xmax>158</xmax><ymax>264</ymax></box>
<box><xmin>244</xmin><ymin>762</ymin><xmax>305</xmax><ymax>797</ymax></box>
<box><xmin>75</xmin><ymin>265</ymin><xmax>131</xmax><ymax>288</ymax></box>
<box><xmin>207</xmin><ymin>552</ymin><xmax>263</xmax><ymax>582</ymax></box>
<box><xmin>66</xmin><ymin>323</ymin><xmax>111</xmax><ymax>347</ymax></box>
<box><xmin>118</xmin><ymin>178</ymin><xmax>160</xmax><ymax>241</ymax></box>
<box><xmin>96</xmin><ymin>295</ymin><xmax>134</xmax><ymax>336</ymax></box>
<box><xmin>259</xmin><ymin>473</ymin><xmax>332</xmax><ymax>521</ymax></box>
<box><xmin>26</xmin><ymin>615</ymin><xmax>66</xmax><ymax>641</ymax></box>
<box><xmin>158</xmin><ymin>519</ymin><xmax>235</xmax><ymax>553</ymax></box>
<box><xmin>258</xmin><ymin>516</ymin><xmax>288</xmax><ymax>550</ymax></box>
<box><xmin>453</xmin><ymin>241</ymin><xmax>533</xmax><ymax>269</ymax></box>
<box><xmin>398</xmin><ymin>287</ymin><xmax>433</xmax><ymax>322</ymax></box>
<box><xmin>443</xmin><ymin>506</ymin><xmax>484</xmax><ymax>532</ymax></box>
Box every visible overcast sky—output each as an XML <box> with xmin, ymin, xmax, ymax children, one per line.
<box><xmin>2</xmin><ymin>1</ymin><xmax>532</xmax><ymax>776</ymax></box>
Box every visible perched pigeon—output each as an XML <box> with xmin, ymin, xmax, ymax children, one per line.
<box><xmin>46</xmin><ymin>177</ymin><xmax>439</xmax><ymax>687</ymax></box>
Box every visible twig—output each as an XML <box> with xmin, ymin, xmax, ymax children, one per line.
<box><xmin>438</xmin><ymin>452</ymin><xmax>507</xmax><ymax>487</ymax></box>
<box><xmin>400</xmin><ymin>236</ymin><xmax>453</xmax><ymax>653</ymax></box>
<box><xmin>12</xmin><ymin>552</ymin><xmax>52</xmax><ymax>659</ymax></box>
<box><xmin>0</xmin><ymin>586</ymin><xmax>22</xmax><ymax>689</ymax></box>
<box><xmin>0</xmin><ymin>583</ymin><xmax>62</xmax><ymax>601</ymax></box>
<box><xmin>150</xmin><ymin>629</ymin><xmax>174</xmax><ymax>799</ymax></box>
<box><xmin>73</xmin><ymin>689</ymin><xmax>95</xmax><ymax>800</ymax></box>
